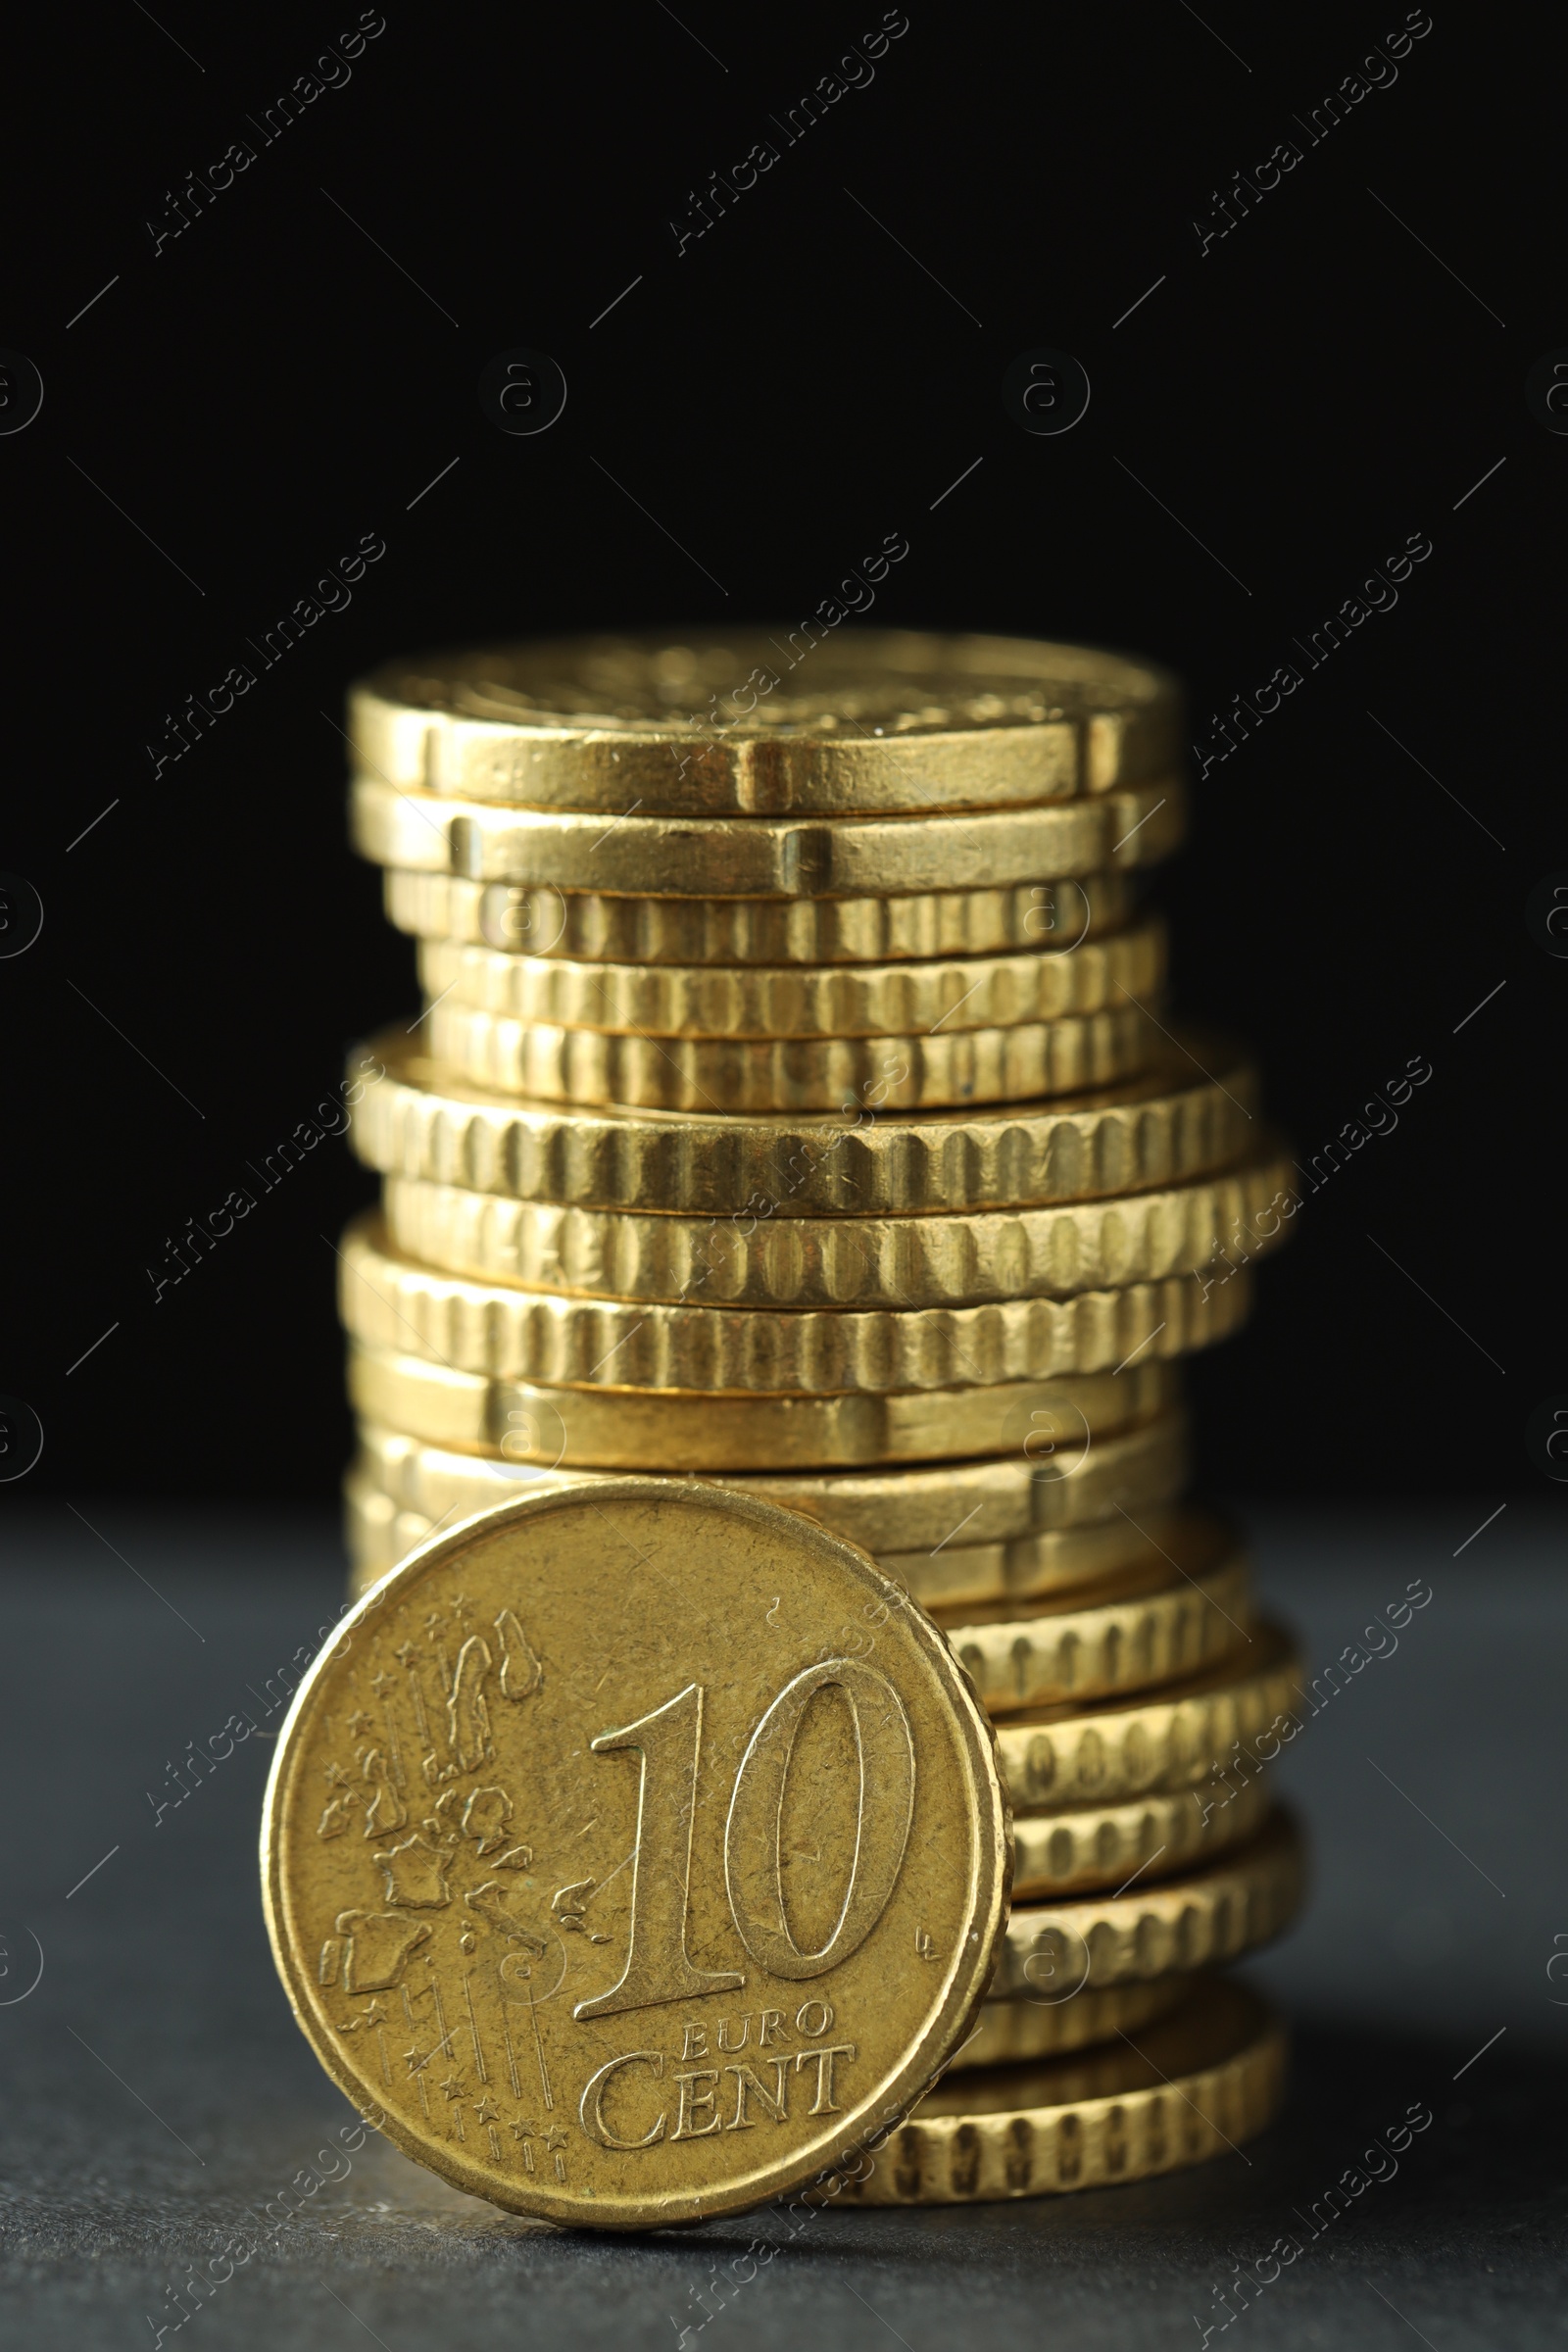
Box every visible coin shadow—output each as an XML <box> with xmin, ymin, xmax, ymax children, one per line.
<box><xmin>240</xmin><ymin>2017</ymin><xmax>1566</xmax><ymax>2280</ymax></box>
<box><xmin>643</xmin><ymin>2018</ymin><xmax>1568</xmax><ymax>2270</ymax></box>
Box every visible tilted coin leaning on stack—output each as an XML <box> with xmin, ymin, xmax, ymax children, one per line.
<box><xmin>289</xmin><ymin>630</ymin><xmax>1305</xmax><ymax>2218</ymax></box>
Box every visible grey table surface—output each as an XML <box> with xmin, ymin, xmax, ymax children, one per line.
<box><xmin>1</xmin><ymin>1499</ymin><xmax>1562</xmax><ymax>2350</ymax></box>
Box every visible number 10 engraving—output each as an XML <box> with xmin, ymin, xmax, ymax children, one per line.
<box><xmin>574</xmin><ymin>1658</ymin><xmax>915</xmax><ymax>2022</ymax></box>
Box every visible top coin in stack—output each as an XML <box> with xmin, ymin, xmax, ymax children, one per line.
<box><xmin>350</xmin><ymin>629</ymin><xmax>1182</xmax><ymax>814</ymax></box>
<box><xmin>348</xmin><ymin>633</ymin><xmax>1184</xmax><ymax>920</ymax></box>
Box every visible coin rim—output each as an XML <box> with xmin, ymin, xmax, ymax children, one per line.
<box><xmin>414</xmin><ymin>915</ymin><xmax>1167</xmax><ymax>1038</ymax></box>
<box><xmin>831</xmin><ymin>1981</ymin><xmax>1286</xmax><ymax>2201</ymax></box>
<box><xmin>344</xmin><ymin>1340</ymin><xmax>1174</xmax><ymax>1468</ymax></box>
<box><xmin>995</xmin><ymin>1805</ymin><xmax>1304</xmax><ymax>1992</ymax></box>
<box><xmin>347</xmin><ymin>1407</ymin><xmax>1192</xmax><ymax>1556</ymax></box>
<box><xmin>378</xmin><ymin>1146</ymin><xmax>1291</xmax><ymax>1308</ymax></box>
<box><xmin>348</xmin><ymin>773</ymin><xmax>1186</xmax><ymax>893</ymax></box>
<box><xmin>349</xmin><ymin>1025</ymin><xmax>1258</xmax><ymax>1216</ymax></box>
<box><xmin>381</xmin><ymin>865</ymin><xmax>1138</xmax><ymax>962</ymax></box>
<box><xmin>338</xmin><ymin>1212</ymin><xmax>1250</xmax><ymax>1393</ymax></box>
<box><xmin>1007</xmin><ymin>1766</ymin><xmax>1273</xmax><ymax>1901</ymax></box>
<box><xmin>423</xmin><ymin>996</ymin><xmax>1160</xmax><ymax>1113</ymax></box>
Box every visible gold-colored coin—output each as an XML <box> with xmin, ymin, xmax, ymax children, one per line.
<box><xmin>995</xmin><ymin>1629</ymin><xmax>1303</xmax><ymax>1807</ymax></box>
<box><xmin>345</xmin><ymin>1343</ymin><xmax>1173</xmax><ymax>1471</ymax></box>
<box><xmin>383</xmin><ymin>868</ymin><xmax>1138</xmax><ymax>963</ymax></box>
<box><xmin>829</xmin><ymin>1980</ymin><xmax>1286</xmax><ymax>2204</ymax></box>
<box><xmin>261</xmin><ymin>1480</ymin><xmax>1011</xmax><ymax>2230</ymax></box>
<box><xmin>424</xmin><ymin>997</ymin><xmax>1159</xmax><ymax>1113</ymax></box>
<box><xmin>381</xmin><ymin>1147</ymin><xmax>1293</xmax><ymax>1308</ymax></box>
<box><xmin>993</xmin><ymin>1809</ymin><xmax>1303</xmax><ymax>1997</ymax></box>
<box><xmin>351</xmin><ymin>1031</ymin><xmax>1258</xmax><ymax>1215</ymax></box>
<box><xmin>416</xmin><ymin>919</ymin><xmax>1166</xmax><ymax>1040</ymax></box>
<box><xmin>337</xmin><ymin>1215</ymin><xmax>1252</xmax><ymax>1394</ymax></box>
<box><xmin>872</xmin><ymin>1499</ymin><xmax>1203</xmax><ymax>1611</ymax></box>
<box><xmin>935</xmin><ymin>1550</ymin><xmax>1251</xmax><ymax>1714</ymax></box>
<box><xmin>351</xmin><ymin>1412</ymin><xmax>1191</xmax><ymax>1566</ymax></box>
<box><xmin>345</xmin><ymin>1472</ymin><xmax>1201</xmax><ymax>1615</ymax></box>
<box><xmin>954</xmin><ymin>1976</ymin><xmax>1195</xmax><ymax>2070</ymax></box>
<box><xmin>351</xmin><ymin>630</ymin><xmax>1181</xmax><ymax>812</ymax></box>
<box><xmin>350</xmin><ymin>774</ymin><xmax>1186</xmax><ymax>895</ymax></box>
<box><xmin>1009</xmin><ymin>1768</ymin><xmax>1273</xmax><ymax>1901</ymax></box>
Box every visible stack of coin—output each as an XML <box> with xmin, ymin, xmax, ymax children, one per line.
<box><xmin>336</xmin><ymin>630</ymin><xmax>1302</xmax><ymax>2200</ymax></box>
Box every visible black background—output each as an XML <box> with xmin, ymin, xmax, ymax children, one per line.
<box><xmin>4</xmin><ymin>3</ymin><xmax>1559</xmax><ymax>1506</ymax></box>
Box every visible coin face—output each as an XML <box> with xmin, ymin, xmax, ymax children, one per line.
<box><xmin>262</xmin><ymin>1481</ymin><xmax>1010</xmax><ymax>2229</ymax></box>
<box><xmin>369</xmin><ymin>630</ymin><xmax>1173</xmax><ymax>738</ymax></box>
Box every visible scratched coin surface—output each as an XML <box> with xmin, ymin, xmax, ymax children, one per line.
<box><xmin>262</xmin><ymin>1481</ymin><xmax>1011</xmax><ymax>2230</ymax></box>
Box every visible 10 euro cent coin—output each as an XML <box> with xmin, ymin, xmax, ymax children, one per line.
<box><xmin>262</xmin><ymin>1480</ymin><xmax>1011</xmax><ymax>2229</ymax></box>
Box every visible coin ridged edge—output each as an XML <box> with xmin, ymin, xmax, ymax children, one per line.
<box><xmin>993</xmin><ymin>1809</ymin><xmax>1304</xmax><ymax>1994</ymax></box>
<box><xmin>826</xmin><ymin>1992</ymin><xmax>1287</xmax><ymax>2202</ymax></box>
<box><xmin>939</xmin><ymin>1554</ymin><xmax>1252</xmax><ymax>1712</ymax></box>
<box><xmin>349</xmin><ymin>1030</ymin><xmax>1260</xmax><ymax>1214</ymax></box>
<box><xmin>991</xmin><ymin>1628</ymin><xmax>1304</xmax><ymax>1806</ymax></box>
<box><xmin>338</xmin><ymin>1215</ymin><xmax>1253</xmax><ymax>1393</ymax></box>
<box><xmin>382</xmin><ymin>868</ymin><xmax>1139</xmax><ymax>964</ymax></box>
<box><xmin>424</xmin><ymin>998</ymin><xmax>1161</xmax><ymax>1112</ymax></box>
<box><xmin>956</xmin><ymin>1975</ymin><xmax>1195</xmax><ymax>2067</ymax></box>
<box><xmin>1008</xmin><ymin>1768</ymin><xmax>1273</xmax><ymax>1900</ymax></box>
<box><xmin>415</xmin><ymin>919</ymin><xmax>1167</xmax><ymax>1038</ymax></box>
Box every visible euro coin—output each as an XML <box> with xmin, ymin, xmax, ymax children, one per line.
<box><xmin>382</xmin><ymin>868</ymin><xmax>1139</xmax><ymax>963</ymax></box>
<box><xmin>1008</xmin><ymin>1770</ymin><xmax>1273</xmax><ymax>1900</ymax></box>
<box><xmin>872</xmin><ymin>1500</ymin><xmax>1204</xmax><ymax>1611</ymax></box>
<box><xmin>350</xmin><ymin>1031</ymin><xmax>1258</xmax><ymax>1216</ymax></box>
<box><xmin>992</xmin><ymin>1809</ymin><xmax>1303</xmax><ymax>1997</ymax></box>
<box><xmin>934</xmin><ymin>1548</ymin><xmax>1251</xmax><ymax>1713</ymax></box>
<box><xmin>991</xmin><ymin>1623</ymin><xmax>1304</xmax><ymax>1806</ymax></box>
<box><xmin>262</xmin><ymin>1480</ymin><xmax>1010</xmax><ymax>2230</ymax></box>
<box><xmin>953</xmin><ymin>1976</ymin><xmax>1195</xmax><ymax>2070</ymax></box>
<box><xmin>350</xmin><ymin>629</ymin><xmax>1181</xmax><ymax>813</ymax></box>
<box><xmin>379</xmin><ymin>1145</ymin><xmax>1293</xmax><ymax>1307</ymax></box>
<box><xmin>345</xmin><ymin>1451</ymin><xmax>1206</xmax><ymax>1612</ymax></box>
<box><xmin>350</xmin><ymin>1410</ymin><xmax>1190</xmax><ymax>1564</ymax></box>
<box><xmin>345</xmin><ymin>1341</ymin><xmax>1174</xmax><ymax>1470</ymax></box>
<box><xmin>344</xmin><ymin>1470</ymin><xmax>1209</xmax><ymax>1622</ymax></box>
<box><xmin>423</xmin><ymin>996</ymin><xmax>1159</xmax><ymax>1112</ymax></box>
<box><xmin>336</xmin><ymin>1214</ymin><xmax>1251</xmax><ymax>1393</ymax></box>
<box><xmin>828</xmin><ymin>1979</ymin><xmax>1285</xmax><ymax>2203</ymax></box>
<box><xmin>349</xmin><ymin>774</ymin><xmax>1185</xmax><ymax>895</ymax></box>
<box><xmin>415</xmin><ymin>918</ymin><xmax>1166</xmax><ymax>1038</ymax></box>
